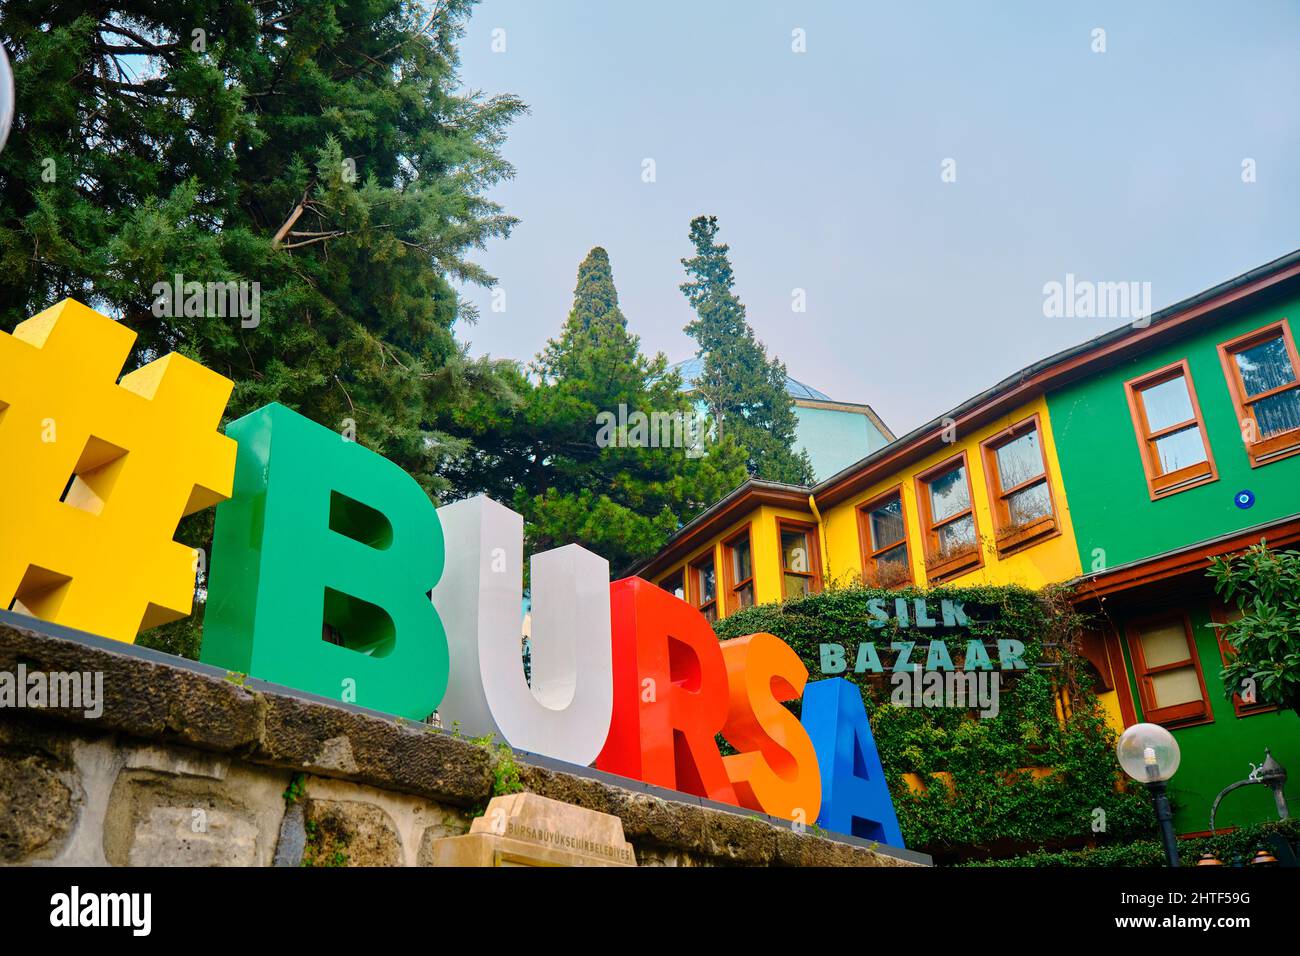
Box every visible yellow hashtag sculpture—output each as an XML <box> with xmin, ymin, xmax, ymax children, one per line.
<box><xmin>0</xmin><ymin>299</ymin><xmax>237</xmax><ymax>643</ymax></box>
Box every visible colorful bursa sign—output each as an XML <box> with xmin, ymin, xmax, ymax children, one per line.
<box><xmin>0</xmin><ymin>300</ymin><xmax>903</xmax><ymax>846</ymax></box>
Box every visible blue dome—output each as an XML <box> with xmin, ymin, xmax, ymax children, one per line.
<box><xmin>667</xmin><ymin>357</ymin><xmax>832</xmax><ymax>402</ymax></box>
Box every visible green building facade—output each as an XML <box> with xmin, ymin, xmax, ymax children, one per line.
<box><xmin>1048</xmin><ymin>278</ymin><xmax>1300</xmax><ymax>834</ymax></box>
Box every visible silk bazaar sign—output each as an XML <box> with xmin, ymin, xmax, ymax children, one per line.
<box><xmin>0</xmin><ymin>301</ymin><xmax>903</xmax><ymax>846</ymax></box>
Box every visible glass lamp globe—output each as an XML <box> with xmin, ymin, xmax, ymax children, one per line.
<box><xmin>1116</xmin><ymin>722</ymin><xmax>1180</xmax><ymax>783</ymax></box>
<box><xmin>0</xmin><ymin>40</ymin><xmax>14</xmax><ymax>154</ymax></box>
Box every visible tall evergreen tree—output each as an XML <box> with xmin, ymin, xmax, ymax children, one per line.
<box><xmin>509</xmin><ymin>246</ymin><xmax>747</xmax><ymax>573</ymax></box>
<box><xmin>536</xmin><ymin>247</ymin><xmax>640</xmax><ymax>387</ymax></box>
<box><xmin>680</xmin><ymin>215</ymin><xmax>814</xmax><ymax>485</ymax></box>
<box><xmin>0</xmin><ymin>0</ymin><xmax>524</xmax><ymax>655</ymax></box>
<box><xmin>0</xmin><ymin>0</ymin><xmax>522</xmax><ymax>498</ymax></box>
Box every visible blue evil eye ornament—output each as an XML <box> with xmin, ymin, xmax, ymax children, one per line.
<box><xmin>1234</xmin><ymin>489</ymin><xmax>1255</xmax><ymax>510</ymax></box>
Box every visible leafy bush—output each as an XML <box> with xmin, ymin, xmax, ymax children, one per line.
<box><xmin>961</xmin><ymin>818</ymin><xmax>1300</xmax><ymax>867</ymax></box>
<box><xmin>1208</xmin><ymin>542</ymin><xmax>1300</xmax><ymax>716</ymax></box>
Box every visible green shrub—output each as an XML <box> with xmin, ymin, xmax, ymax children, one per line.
<box><xmin>1208</xmin><ymin>542</ymin><xmax>1300</xmax><ymax>716</ymax></box>
<box><xmin>961</xmin><ymin>818</ymin><xmax>1300</xmax><ymax>867</ymax></box>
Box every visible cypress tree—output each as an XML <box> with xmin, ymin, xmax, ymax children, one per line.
<box><xmin>680</xmin><ymin>215</ymin><xmax>814</xmax><ymax>485</ymax></box>
<box><xmin>511</xmin><ymin>246</ymin><xmax>747</xmax><ymax>572</ymax></box>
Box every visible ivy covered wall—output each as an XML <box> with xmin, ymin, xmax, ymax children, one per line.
<box><xmin>713</xmin><ymin>583</ymin><xmax>1154</xmax><ymax>862</ymax></box>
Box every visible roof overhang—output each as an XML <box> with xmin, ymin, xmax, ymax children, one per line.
<box><xmin>812</xmin><ymin>249</ymin><xmax>1300</xmax><ymax>509</ymax></box>
<box><xmin>623</xmin><ymin>479</ymin><xmax>812</xmax><ymax>580</ymax></box>
<box><xmin>793</xmin><ymin>397</ymin><xmax>896</xmax><ymax>442</ymax></box>
<box><xmin>1069</xmin><ymin>514</ymin><xmax>1300</xmax><ymax>605</ymax></box>
<box><xmin>629</xmin><ymin>248</ymin><xmax>1300</xmax><ymax>586</ymax></box>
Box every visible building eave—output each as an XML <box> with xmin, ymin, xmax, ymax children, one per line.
<box><xmin>622</xmin><ymin>478</ymin><xmax>812</xmax><ymax>581</ymax></box>
<box><xmin>793</xmin><ymin>397</ymin><xmax>896</xmax><ymax>442</ymax></box>
<box><xmin>811</xmin><ymin>248</ymin><xmax>1300</xmax><ymax>509</ymax></box>
<box><xmin>1067</xmin><ymin>513</ymin><xmax>1300</xmax><ymax>603</ymax></box>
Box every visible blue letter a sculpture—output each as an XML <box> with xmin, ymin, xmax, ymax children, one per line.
<box><xmin>800</xmin><ymin>678</ymin><xmax>904</xmax><ymax>846</ymax></box>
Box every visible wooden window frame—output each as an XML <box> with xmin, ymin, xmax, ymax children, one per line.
<box><xmin>914</xmin><ymin>451</ymin><xmax>984</xmax><ymax>583</ymax></box>
<box><xmin>1216</xmin><ymin>317</ymin><xmax>1300</xmax><ymax>467</ymax></box>
<box><xmin>1123</xmin><ymin>359</ymin><xmax>1218</xmax><ymax>500</ymax></box>
<box><xmin>659</xmin><ymin>569</ymin><xmax>685</xmax><ymax>601</ymax></box>
<box><xmin>1101</xmin><ymin>625</ymin><xmax>1140</xmax><ymax>727</ymax></box>
<box><xmin>979</xmin><ymin>413</ymin><xmax>1061</xmax><ymax>557</ymax></box>
<box><xmin>688</xmin><ymin>550</ymin><xmax>718</xmax><ymax>623</ymax></box>
<box><xmin>775</xmin><ymin>518</ymin><xmax>823</xmax><ymax>598</ymax></box>
<box><xmin>1125</xmin><ymin>611</ymin><xmax>1213</xmax><ymax>728</ymax></box>
<box><xmin>856</xmin><ymin>485</ymin><xmax>913</xmax><ymax>588</ymax></box>
<box><xmin>721</xmin><ymin>525</ymin><xmax>756</xmax><ymax>615</ymax></box>
<box><xmin>1210</xmin><ymin>601</ymin><xmax>1277</xmax><ymax>718</ymax></box>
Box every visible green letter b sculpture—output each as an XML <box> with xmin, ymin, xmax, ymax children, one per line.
<box><xmin>202</xmin><ymin>403</ymin><xmax>447</xmax><ymax>719</ymax></box>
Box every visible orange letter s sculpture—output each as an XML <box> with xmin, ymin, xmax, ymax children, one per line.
<box><xmin>720</xmin><ymin>632</ymin><xmax>822</xmax><ymax>824</ymax></box>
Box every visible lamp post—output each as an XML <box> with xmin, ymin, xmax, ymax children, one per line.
<box><xmin>0</xmin><ymin>40</ymin><xmax>13</xmax><ymax>156</ymax></box>
<box><xmin>1117</xmin><ymin>723</ymin><xmax>1182</xmax><ymax>867</ymax></box>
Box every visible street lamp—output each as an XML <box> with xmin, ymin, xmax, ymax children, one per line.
<box><xmin>0</xmin><ymin>40</ymin><xmax>13</xmax><ymax>156</ymax></box>
<box><xmin>1117</xmin><ymin>722</ymin><xmax>1182</xmax><ymax>867</ymax></box>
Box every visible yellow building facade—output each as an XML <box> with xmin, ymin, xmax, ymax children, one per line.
<box><xmin>654</xmin><ymin>501</ymin><xmax>823</xmax><ymax>621</ymax></box>
<box><xmin>632</xmin><ymin>395</ymin><xmax>1124</xmax><ymax>732</ymax></box>
<box><xmin>820</xmin><ymin>395</ymin><xmax>1082</xmax><ymax>592</ymax></box>
<box><xmin>643</xmin><ymin>396</ymin><xmax>1081</xmax><ymax>610</ymax></box>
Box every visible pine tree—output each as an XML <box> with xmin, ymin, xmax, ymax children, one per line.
<box><xmin>680</xmin><ymin>215</ymin><xmax>814</xmax><ymax>485</ymax></box>
<box><xmin>0</xmin><ymin>0</ymin><xmax>523</xmax><ymax>498</ymax></box>
<box><xmin>0</xmin><ymin>1</ymin><xmax>524</xmax><ymax>655</ymax></box>
<box><xmin>510</xmin><ymin>247</ymin><xmax>747</xmax><ymax>573</ymax></box>
<box><xmin>536</xmin><ymin>247</ymin><xmax>641</xmax><ymax>390</ymax></box>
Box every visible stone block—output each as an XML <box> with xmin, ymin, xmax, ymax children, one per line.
<box><xmin>702</xmin><ymin>810</ymin><xmax>777</xmax><ymax>865</ymax></box>
<box><xmin>423</xmin><ymin>792</ymin><xmax>636</xmax><ymax>867</ymax></box>
<box><xmin>102</xmin><ymin>757</ymin><xmax>286</xmax><ymax>867</ymax></box>
<box><xmin>127</xmin><ymin>805</ymin><xmax>260</xmax><ymax>866</ymax></box>
<box><xmin>302</xmin><ymin>798</ymin><xmax>402</xmax><ymax>867</ymax></box>
<box><xmin>0</xmin><ymin>618</ymin><xmax>262</xmax><ymax>752</ymax></box>
<box><xmin>254</xmin><ymin>695</ymin><xmax>494</xmax><ymax>806</ymax></box>
<box><xmin>0</xmin><ymin>733</ymin><xmax>75</xmax><ymax>862</ymax></box>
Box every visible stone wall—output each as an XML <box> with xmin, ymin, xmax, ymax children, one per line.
<box><xmin>0</xmin><ymin>614</ymin><xmax>924</xmax><ymax>867</ymax></box>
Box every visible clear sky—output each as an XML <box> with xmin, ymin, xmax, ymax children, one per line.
<box><xmin>452</xmin><ymin>0</ymin><xmax>1300</xmax><ymax>436</ymax></box>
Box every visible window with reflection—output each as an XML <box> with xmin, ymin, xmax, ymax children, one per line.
<box><xmin>1218</xmin><ymin>320</ymin><xmax>1300</xmax><ymax>466</ymax></box>
<box><xmin>981</xmin><ymin>415</ymin><xmax>1058</xmax><ymax>554</ymax></box>
<box><xmin>689</xmin><ymin>553</ymin><xmax>717</xmax><ymax>622</ymax></box>
<box><xmin>778</xmin><ymin>521</ymin><xmax>821</xmax><ymax>599</ymax></box>
<box><xmin>1125</xmin><ymin>361</ymin><xmax>1216</xmax><ymax>498</ymax></box>
<box><xmin>660</xmin><ymin>569</ymin><xmax>685</xmax><ymax>601</ymax></box>
<box><xmin>859</xmin><ymin>489</ymin><xmax>911</xmax><ymax>587</ymax></box>
<box><xmin>916</xmin><ymin>453</ymin><xmax>982</xmax><ymax>580</ymax></box>
<box><xmin>723</xmin><ymin>528</ymin><xmax>755</xmax><ymax>613</ymax></box>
